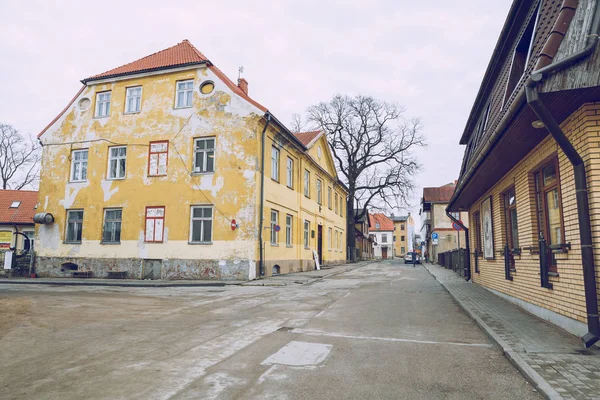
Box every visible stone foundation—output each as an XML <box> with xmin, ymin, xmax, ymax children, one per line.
<box><xmin>263</xmin><ymin>259</ymin><xmax>347</xmax><ymax>276</ymax></box>
<box><xmin>35</xmin><ymin>256</ymin><xmax>252</xmax><ymax>281</ymax></box>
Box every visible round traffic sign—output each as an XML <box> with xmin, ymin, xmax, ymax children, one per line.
<box><xmin>274</xmin><ymin>224</ymin><xmax>281</xmax><ymax>232</ymax></box>
<box><xmin>231</xmin><ymin>219</ymin><xmax>237</xmax><ymax>230</ymax></box>
<box><xmin>452</xmin><ymin>221</ymin><xmax>463</xmax><ymax>231</ymax></box>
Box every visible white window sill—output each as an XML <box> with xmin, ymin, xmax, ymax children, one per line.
<box><xmin>106</xmin><ymin>177</ymin><xmax>126</xmax><ymax>181</ymax></box>
<box><xmin>270</xmin><ymin>243</ymin><xmax>279</xmax><ymax>247</ymax></box>
<box><xmin>63</xmin><ymin>241</ymin><xmax>82</xmax><ymax>245</ymax></box>
<box><xmin>191</xmin><ymin>171</ymin><xmax>215</xmax><ymax>176</ymax></box>
<box><xmin>286</xmin><ymin>245</ymin><xmax>293</xmax><ymax>248</ymax></box>
<box><xmin>68</xmin><ymin>180</ymin><xmax>87</xmax><ymax>184</ymax></box>
<box><xmin>188</xmin><ymin>241</ymin><xmax>213</xmax><ymax>245</ymax></box>
<box><xmin>100</xmin><ymin>241</ymin><xmax>121</xmax><ymax>245</ymax></box>
<box><xmin>94</xmin><ymin>115</ymin><xmax>110</xmax><ymax>119</ymax></box>
<box><xmin>124</xmin><ymin>111</ymin><xmax>141</xmax><ymax>115</ymax></box>
<box><xmin>148</xmin><ymin>174</ymin><xmax>168</xmax><ymax>177</ymax></box>
<box><xmin>174</xmin><ymin>106</ymin><xmax>193</xmax><ymax>110</ymax></box>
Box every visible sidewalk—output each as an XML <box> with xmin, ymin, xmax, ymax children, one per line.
<box><xmin>423</xmin><ymin>262</ymin><xmax>600</xmax><ymax>400</ymax></box>
<box><xmin>242</xmin><ymin>260</ymin><xmax>374</xmax><ymax>286</ymax></box>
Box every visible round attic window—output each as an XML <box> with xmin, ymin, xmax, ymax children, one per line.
<box><xmin>78</xmin><ymin>97</ymin><xmax>91</xmax><ymax>111</ymax></box>
<box><xmin>200</xmin><ymin>81</ymin><xmax>215</xmax><ymax>95</ymax></box>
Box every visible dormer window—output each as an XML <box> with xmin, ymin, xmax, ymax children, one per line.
<box><xmin>10</xmin><ymin>201</ymin><xmax>20</xmax><ymax>208</ymax></box>
<box><xmin>503</xmin><ymin>2</ymin><xmax>540</xmax><ymax>105</ymax></box>
<box><xmin>376</xmin><ymin>223</ymin><xmax>380</xmax><ymax>229</ymax></box>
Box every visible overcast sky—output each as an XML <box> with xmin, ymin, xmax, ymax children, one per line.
<box><xmin>0</xmin><ymin>0</ymin><xmax>511</xmax><ymax>228</ymax></box>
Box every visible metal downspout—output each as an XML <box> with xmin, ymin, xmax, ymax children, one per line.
<box><xmin>524</xmin><ymin>0</ymin><xmax>600</xmax><ymax>348</ymax></box>
<box><xmin>258</xmin><ymin>112</ymin><xmax>271</xmax><ymax>277</ymax></box>
<box><xmin>446</xmin><ymin>211</ymin><xmax>471</xmax><ymax>281</ymax></box>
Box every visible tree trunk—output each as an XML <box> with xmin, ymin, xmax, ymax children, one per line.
<box><xmin>346</xmin><ymin>192</ymin><xmax>356</xmax><ymax>263</ymax></box>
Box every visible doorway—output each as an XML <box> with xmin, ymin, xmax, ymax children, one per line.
<box><xmin>382</xmin><ymin>246</ymin><xmax>388</xmax><ymax>260</ymax></box>
<box><xmin>317</xmin><ymin>225</ymin><xmax>323</xmax><ymax>265</ymax></box>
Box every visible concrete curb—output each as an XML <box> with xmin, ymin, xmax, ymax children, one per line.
<box><xmin>0</xmin><ymin>279</ymin><xmax>243</xmax><ymax>288</ymax></box>
<box><xmin>422</xmin><ymin>263</ymin><xmax>563</xmax><ymax>400</ymax></box>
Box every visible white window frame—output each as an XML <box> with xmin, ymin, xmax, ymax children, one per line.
<box><xmin>286</xmin><ymin>214</ymin><xmax>292</xmax><ymax>246</ymax></box>
<box><xmin>22</xmin><ymin>230</ymin><xmax>34</xmax><ymax>250</ymax></box>
<box><xmin>175</xmin><ymin>79</ymin><xmax>194</xmax><ymax>108</ymax></box>
<box><xmin>382</xmin><ymin>234</ymin><xmax>387</xmax><ymax>243</ymax></box>
<box><xmin>316</xmin><ymin>179</ymin><xmax>322</xmax><ymax>205</ymax></box>
<box><xmin>286</xmin><ymin>157</ymin><xmax>293</xmax><ymax>188</ymax></box>
<box><xmin>125</xmin><ymin>86</ymin><xmax>142</xmax><ymax>114</ymax></box>
<box><xmin>189</xmin><ymin>205</ymin><xmax>213</xmax><ymax>243</ymax></box>
<box><xmin>102</xmin><ymin>208</ymin><xmax>122</xmax><ymax>244</ymax></box>
<box><xmin>304</xmin><ymin>170</ymin><xmax>310</xmax><ymax>197</ymax></box>
<box><xmin>328</xmin><ymin>187</ymin><xmax>332</xmax><ymax>209</ymax></box>
<box><xmin>95</xmin><ymin>91</ymin><xmax>111</xmax><ymax>118</ymax></box>
<box><xmin>193</xmin><ymin>137</ymin><xmax>215</xmax><ymax>173</ymax></box>
<box><xmin>270</xmin><ymin>209</ymin><xmax>279</xmax><ymax>245</ymax></box>
<box><xmin>107</xmin><ymin>146</ymin><xmax>127</xmax><ymax>180</ymax></box>
<box><xmin>70</xmin><ymin>149</ymin><xmax>88</xmax><ymax>182</ymax></box>
<box><xmin>271</xmin><ymin>146</ymin><xmax>280</xmax><ymax>181</ymax></box>
<box><xmin>328</xmin><ymin>227</ymin><xmax>332</xmax><ymax>250</ymax></box>
<box><xmin>304</xmin><ymin>220</ymin><xmax>310</xmax><ymax>248</ymax></box>
<box><xmin>65</xmin><ymin>209</ymin><xmax>84</xmax><ymax>243</ymax></box>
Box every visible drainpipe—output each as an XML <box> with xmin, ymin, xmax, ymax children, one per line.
<box><xmin>258</xmin><ymin>112</ymin><xmax>271</xmax><ymax>277</ymax></box>
<box><xmin>446</xmin><ymin>211</ymin><xmax>471</xmax><ymax>281</ymax></box>
<box><xmin>524</xmin><ymin>0</ymin><xmax>600</xmax><ymax>348</ymax></box>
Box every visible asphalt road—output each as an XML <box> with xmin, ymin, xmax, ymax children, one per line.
<box><xmin>0</xmin><ymin>260</ymin><xmax>540</xmax><ymax>399</ymax></box>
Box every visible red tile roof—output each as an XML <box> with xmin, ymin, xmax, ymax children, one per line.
<box><xmin>0</xmin><ymin>190</ymin><xmax>38</xmax><ymax>225</ymax></box>
<box><xmin>369</xmin><ymin>213</ymin><xmax>394</xmax><ymax>231</ymax></box>
<box><xmin>83</xmin><ymin>40</ymin><xmax>209</xmax><ymax>82</ymax></box>
<box><xmin>423</xmin><ymin>184</ymin><xmax>456</xmax><ymax>203</ymax></box>
<box><xmin>293</xmin><ymin>130</ymin><xmax>322</xmax><ymax>147</ymax></box>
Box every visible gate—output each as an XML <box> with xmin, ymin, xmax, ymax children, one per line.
<box><xmin>143</xmin><ymin>259</ymin><xmax>162</xmax><ymax>280</ymax></box>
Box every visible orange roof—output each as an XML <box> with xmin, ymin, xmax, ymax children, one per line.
<box><xmin>423</xmin><ymin>184</ymin><xmax>456</xmax><ymax>203</ymax></box>
<box><xmin>293</xmin><ymin>130</ymin><xmax>322</xmax><ymax>147</ymax></box>
<box><xmin>83</xmin><ymin>40</ymin><xmax>209</xmax><ymax>82</ymax></box>
<box><xmin>0</xmin><ymin>190</ymin><xmax>38</xmax><ymax>225</ymax></box>
<box><xmin>368</xmin><ymin>213</ymin><xmax>394</xmax><ymax>231</ymax></box>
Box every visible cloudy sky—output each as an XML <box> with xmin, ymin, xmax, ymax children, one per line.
<box><xmin>0</xmin><ymin>0</ymin><xmax>511</xmax><ymax>227</ymax></box>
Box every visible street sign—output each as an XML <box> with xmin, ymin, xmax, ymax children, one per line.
<box><xmin>421</xmin><ymin>241</ymin><xmax>425</xmax><ymax>246</ymax></box>
<box><xmin>274</xmin><ymin>225</ymin><xmax>281</xmax><ymax>232</ymax></box>
<box><xmin>452</xmin><ymin>221</ymin><xmax>463</xmax><ymax>231</ymax></box>
<box><xmin>431</xmin><ymin>232</ymin><xmax>438</xmax><ymax>239</ymax></box>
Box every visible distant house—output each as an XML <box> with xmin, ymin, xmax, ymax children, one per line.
<box><xmin>354</xmin><ymin>210</ymin><xmax>374</xmax><ymax>261</ymax></box>
<box><xmin>448</xmin><ymin>0</ymin><xmax>600</xmax><ymax>345</ymax></box>
<box><xmin>390</xmin><ymin>214</ymin><xmax>415</xmax><ymax>257</ymax></box>
<box><xmin>420</xmin><ymin>182</ymin><xmax>468</xmax><ymax>263</ymax></box>
<box><xmin>368</xmin><ymin>213</ymin><xmax>394</xmax><ymax>259</ymax></box>
<box><xmin>0</xmin><ymin>190</ymin><xmax>37</xmax><ymax>252</ymax></box>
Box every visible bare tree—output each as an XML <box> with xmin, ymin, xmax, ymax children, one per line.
<box><xmin>307</xmin><ymin>95</ymin><xmax>425</xmax><ymax>261</ymax></box>
<box><xmin>0</xmin><ymin>124</ymin><xmax>41</xmax><ymax>190</ymax></box>
<box><xmin>290</xmin><ymin>113</ymin><xmax>308</xmax><ymax>133</ymax></box>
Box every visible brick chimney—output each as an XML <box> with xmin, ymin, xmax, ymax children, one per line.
<box><xmin>238</xmin><ymin>78</ymin><xmax>248</xmax><ymax>95</ymax></box>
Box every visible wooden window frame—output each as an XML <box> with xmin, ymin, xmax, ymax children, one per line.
<box><xmin>189</xmin><ymin>205</ymin><xmax>213</xmax><ymax>244</ymax></box>
<box><xmin>304</xmin><ymin>170</ymin><xmax>310</xmax><ymax>198</ymax></box>
<box><xmin>148</xmin><ymin>140</ymin><xmax>169</xmax><ymax>176</ymax></box>
<box><xmin>144</xmin><ymin>206</ymin><xmax>165</xmax><ymax>243</ymax></box>
<box><xmin>473</xmin><ymin>211</ymin><xmax>482</xmax><ymax>258</ymax></box>
<box><xmin>65</xmin><ymin>209</ymin><xmax>84</xmax><ymax>244</ymax></box>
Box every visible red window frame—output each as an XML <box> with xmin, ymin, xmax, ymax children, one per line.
<box><xmin>145</xmin><ymin>206</ymin><xmax>165</xmax><ymax>243</ymax></box>
<box><xmin>148</xmin><ymin>141</ymin><xmax>169</xmax><ymax>176</ymax></box>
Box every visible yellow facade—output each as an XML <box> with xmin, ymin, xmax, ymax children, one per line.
<box><xmin>35</xmin><ymin>56</ymin><xmax>346</xmax><ymax>280</ymax></box>
<box><xmin>392</xmin><ymin>215</ymin><xmax>414</xmax><ymax>257</ymax></box>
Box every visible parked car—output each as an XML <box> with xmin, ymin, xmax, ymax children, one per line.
<box><xmin>404</xmin><ymin>252</ymin><xmax>421</xmax><ymax>264</ymax></box>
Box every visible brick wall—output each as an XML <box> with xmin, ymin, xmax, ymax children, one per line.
<box><xmin>468</xmin><ymin>103</ymin><xmax>600</xmax><ymax>324</ymax></box>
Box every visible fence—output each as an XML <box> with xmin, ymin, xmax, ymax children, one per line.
<box><xmin>437</xmin><ymin>249</ymin><xmax>468</xmax><ymax>277</ymax></box>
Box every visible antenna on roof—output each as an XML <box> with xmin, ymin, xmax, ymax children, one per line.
<box><xmin>238</xmin><ymin>66</ymin><xmax>244</xmax><ymax>80</ymax></box>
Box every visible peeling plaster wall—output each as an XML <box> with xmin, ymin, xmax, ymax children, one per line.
<box><xmin>36</xmin><ymin>66</ymin><xmax>262</xmax><ymax>279</ymax></box>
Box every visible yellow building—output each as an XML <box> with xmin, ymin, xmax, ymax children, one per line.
<box><xmin>35</xmin><ymin>40</ymin><xmax>347</xmax><ymax>280</ymax></box>
<box><xmin>390</xmin><ymin>214</ymin><xmax>414</xmax><ymax>257</ymax></box>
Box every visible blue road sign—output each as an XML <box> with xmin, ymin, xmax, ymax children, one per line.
<box><xmin>431</xmin><ymin>232</ymin><xmax>438</xmax><ymax>239</ymax></box>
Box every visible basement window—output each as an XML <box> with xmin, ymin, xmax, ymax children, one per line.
<box><xmin>61</xmin><ymin>262</ymin><xmax>78</xmax><ymax>271</ymax></box>
<box><xmin>503</xmin><ymin>2</ymin><xmax>540</xmax><ymax>105</ymax></box>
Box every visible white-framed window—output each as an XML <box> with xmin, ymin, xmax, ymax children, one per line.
<box><xmin>376</xmin><ymin>223</ymin><xmax>380</xmax><ymax>229</ymax></box>
<box><xmin>328</xmin><ymin>227</ymin><xmax>332</xmax><ymax>250</ymax></box>
<box><xmin>450</xmin><ymin>212</ymin><xmax>460</xmax><ymax>220</ymax></box>
<box><xmin>316</xmin><ymin>179</ymin><xmax>322</xmax><ymax>205</ymax></box>
<box><xmin>108</xmin><ymin>146</ymin><xmax>127</xmax><ymax>179</ymax></box>
<box><xmin>328</xmin><ymin>187</ymin><xmax>332</xmax><ymax>209</ymax></box>
<box><xmin>125</xmin><ymin>86</ymin><xmax>142</xmax><ymax>113</ymax></box>
<box><xmin>23</xmin><ymin>230</ymin><xmax>34</xmax><ymax>250</ymax></box>
<box><xmin>270</xmin><ymin>209</ymin><xmax>279</xmax><ymax>245</ymax></box>
<box><xmin>286</xmin><ymin>157</ymin><xmax>293</xmax><ymax>188</ymax></box>
<box><xmin>148</xmin><ymin>141</ymin><xmax>168</xmax><ymax>176</ymax></box>
<box><xmin>286</xmin><ymin>214</ymin><xmax>292</xmax><ymax>246</ymax></box>
<box><xmin>339</xmin><ymin>230</ymin><xmax>343</xmax><ymax>250</ymax></box>
<box><xmin>95</xmin><ymin>91</ymin><xmax>111</xmax><ymax>117</ymax></box>
<box><xmin>145</xmin><ymin>206</ymin><xmax>165</xmax><ymax>242</ymax></box>
<box><xmin>102</xmin><ymin>208</ymin><xmax>122</xmax><ymax>244</ymax></box>
<box><xmin>70</xmin><ymin>149</ymin><xmax>88</xmax><ymax>182</ymax></box>
<box><xmin>382</xmin><ymin>234</ymin><xmax>387</xmax><ymax>243</ymax></box>
<box><xmin>334</xmin><ymin>193</ymin><xmax>338</xmax><ymax>214</ymax></box>
<box><xmin>334</xmin><ymin>230</ymin><xmax>338</xmax><ymax>251</ymax></box>
<box><xmin>271</xmin><ymin>146</ymin><xmax>280</xmax><ymax>181</ymax></box>
<box><xmin>190</xmin><ymin>206</ymin><xmax>213</xmax><ymax>243</ymax></box>
<box><xmin>176</xmin><ymin>80</ymin><xmax>194</xmax><ymax>108</ymax></box>
<box><xmin>65</xmin><ymin>210</ymin><xmax>83</xmax><ymax>243</ymax></box>
<box><xmin>339</xmin><ymin>196</ymin><xmax>343</xmax><ymax>216</ymax></box>
<box><xmin>194</xmin><ymin>137</ymin><xmax>215</xmax><ymax>173</ymax></box>
<box><xmin>304</xmin><ymin>220</ymin><xmax>310</xmax><ymax>248</ymax></box>
<box><xmin>304</xmin><ymin>170</ymin><xmax>310</xmax><ymax>197</ymax></box>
